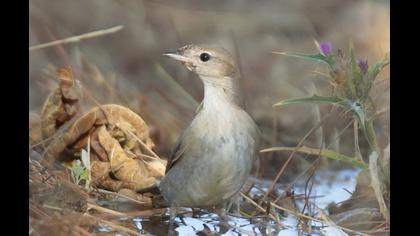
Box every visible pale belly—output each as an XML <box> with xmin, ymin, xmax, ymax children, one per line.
<box><xmin>160</xmin><ymin>111</ymin><xmax>258</xmax><ymax>207</ymax></box>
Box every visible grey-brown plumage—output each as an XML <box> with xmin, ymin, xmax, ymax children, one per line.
<box><xmin>161</xmin><ymin>44</ymin><xmax>260</xmax><ymax>208</ymax></box>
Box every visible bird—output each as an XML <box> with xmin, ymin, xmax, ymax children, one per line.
<box><xmin>161</xmin><ymin>44</ymin><xmax>260</xmax><ymax>233</ymax></box>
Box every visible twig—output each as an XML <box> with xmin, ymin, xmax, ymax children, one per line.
<box><xmin>269</xmin><ymin>201</ymin><xmax>371</xmax><ymax>236</ymax></box>
<box><xmin>42</xmin><ymin>204</ymin><xmax>64</xmax><ymax>211</ymax></box>
<box><xmin>239</xmin><ymin>192</ymin><xmax>281</xmax><ymax>226</ymax></box>
<box><xmin>326</xmin><ymin>119</ymin><xmax>354</xmax><ymax>150</ymax></box>
<box><xmin>29</xmin><ymin>25</ymin><xmax>124</xmax><ymax>51</ymax></box>
<box><xmin>87</xmin><ymin>202</ymin><xmax>126</xmax><ymax>216</ymax></box>
<box><xmin>124</xmin><ymin>129</ymin><xmax>161</xmax><ymax>160</ymax></box>
<box><xmin>96</xmin><ymin>188</ymin><xmax>147</xmax><ymax>205</ymax></box>
<box><xmin>275</xmin><ymin>156</ymin><xmax>321</xmax><ymax>204</ymax></box>
<box><xmin>317</xmin><ymin>207</ymin><xmax>371</xmax><ymax>236</ymax></box>
<box><xmin>125</xmin><ymin>208</ymin><xmax>166</xmax><ymax>217</ymax></box>
<box><xmin>257</xmin><ymin>113</ymin><xmax>332</xmax><ymax>208</ymax></box>
<box><xmin>134</xmin><ymin>152</ymin><xmax>158</xmax><ymax>160</ymax></box>
<box><xmin>84</xmin><ymin>213</ymin><xmax>140</xmax><ymax>236</ymax></box>
<box><xmin>124</xmin><ymin>147</ymin><xmax>165</xmax><ymax>174</ymax></box>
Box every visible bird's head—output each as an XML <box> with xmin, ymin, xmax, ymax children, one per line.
<box><xmin>163</xmin><ymin>44</ymin><xmax>238</xmax><ymax>78</ymax></box>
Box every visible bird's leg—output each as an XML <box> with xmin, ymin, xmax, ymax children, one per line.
<box><xmin>226</xmin><ymin>198</ymin><xmax>234</xmax><ymax>213</ymax></box>
<box><xmin>216</xmin><ymin>202</ymin><xmax>233</xmax><ymax>231</ymax></box>
<box><xmin>168</xmin><ymin>204</ymin><xmax>178</xmax><ymax>236</ymax></box>
<box><xmin>229</xmin><ymin>194</ymin><xmax>241</xmax><ymax>216</ymax></box>
<box><xmin>225</xmin><ymin>194</ymin><xmax>241</xmax><ymax>216</ymax></box>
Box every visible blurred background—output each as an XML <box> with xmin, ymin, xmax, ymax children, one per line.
<box><xmin>29</xmin><ymin>0</ymin><xmax>389</xmax><ymax>181</ymax></box>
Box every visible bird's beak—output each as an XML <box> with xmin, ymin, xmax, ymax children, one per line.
<box><xmin>163</xmin><ymin>51</ymin><xmax>193</xmax><ymax>64</ymax></box>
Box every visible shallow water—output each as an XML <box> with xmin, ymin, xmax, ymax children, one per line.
<box><xmin>98</xmin><ymin>168</ymin><xmax>360</xmax><ymax>235</ymax></box>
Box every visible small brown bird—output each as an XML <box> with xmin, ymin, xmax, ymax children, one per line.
<box><xmin>162</xmin><ymin>44</ymin><xmax>260</xmax><ymax>232</ymax></box>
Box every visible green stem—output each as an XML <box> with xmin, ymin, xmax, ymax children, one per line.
<box><xmin>361</xmin><ymin>119</ymin><xmax>380</xmax><ymax>156</ymax></box>
<box><xmin>362</xmin><ymin>117</ymin><xmax>390</xmax><ymax>212</ymax></box>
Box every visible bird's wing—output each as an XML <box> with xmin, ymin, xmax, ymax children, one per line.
<box><xmin>165</xmin><ymin>102</ymin><xmax>203</xmax><ymax>174</ymax></box>
<box><xmin>165</xmin><ymin>126</ymin><xmax>193</xmax><ymax>174</ymax></box>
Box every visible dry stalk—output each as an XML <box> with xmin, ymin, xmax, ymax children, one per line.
<box><xmin>268</xmin><ymin>201</ymin><xmax>371</xmax><ymax>236</ymax></box>
<box><xmin>124</xmin><ymin>128</ymin><xmax>161</xmax><ymax>160</ymax></box>
<box><xmin>368</xmin><ymin>151</ymin><xmax>390</xmax><ymax>221</ymax></box>
<box><xmin>87</xmin><ymin>202</ymin><xmax>126</xmax><ymax>216</ymax></box>
<box><xmin>29</xmin><ymin>25</ymin><xmax>124</xmax><ymax>51</ymax></box>
<box><xmin>257</xmin><ymin>113</ymin><xmax>332</xmax><ymax>208</ymax></box>
<box><xmin>124</xmin><ymin>208</ymin><xmax>167</xmax><ymax>217</ymax></box>
<box><xmin>84</xmin><ymin>213</ymin><xmax>140</xmax><ymax>236</ymax></box>
<box><xmin>318</xmin><ymin>209</ymin><xmax>349</xmax><ymax>236</ymax></box>
<box><xmin>239</xmin><ymin>192</ymin><xmax>283</xmax><ymax>227</ymax></box>
<box><xmin>96</xmin><ymin>188</ymin><xmax>147</xmax><ymax>205</ymax></box>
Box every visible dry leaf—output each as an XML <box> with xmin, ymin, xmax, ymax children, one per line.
<box><xmin>91</xmin><ymin>161</ymin><xmax>124</xmax><ymax>191</ymax></box>
<box><xmin>40</xmin><ymin>67</ymin><xmax>80</xmax><ymax>139</ymax></box>
<box><xmin>39</xmin><ymin>77</ymin><xmax>163</xmax><ymax>194</ymax></box>
<box><xmin>90</xmin><ymin>127</ymin><xmax>109</xmax><ymax>162</ymax></box>
<box><xmin>145</xmin><ymin>159</ymin><xmax>166</xmax><ymax>178</ymax></box>
<box><xmin>44</xmin><ymin>104</ymin><xmax>154</xmax><ymax>165</ymax></box>
<box><xmin>97</xmin><ymin>126</ymin><xmax>156</xmax><ymax>190</ymax></box>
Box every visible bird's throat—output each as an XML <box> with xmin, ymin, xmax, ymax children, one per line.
<box><xmin>200</xmin><ymin>76</ymin><xmax>245</xmax><ymax>110</ymax></box>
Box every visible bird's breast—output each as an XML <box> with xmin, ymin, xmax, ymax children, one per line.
<box><xmin>161</xmin><ymin>97</ymin><xmax>259</xmax><ymax>207</ymax></box>
<box><xmin>185</xmin><ymin>107</ymin><xmax>257</xmax><ymax>202</ymax></box>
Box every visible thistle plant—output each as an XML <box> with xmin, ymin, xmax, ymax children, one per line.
<box><xmin>273</xmin><ymin>41</ymin><xmax>389</xmax><ymax>157</ymax></box>
<box><xmin>271</xmin><ymin>41</ymin><xmax>390</xmax><ymax>220</ymax></box>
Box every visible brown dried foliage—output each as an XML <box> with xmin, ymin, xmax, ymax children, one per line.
<box><xmin>30</xmin><ymin>66</ymin><xmax>168</xmax><ymax>235</ymax></box>
<box><xmin>41</xmin><ymin>67</ymin><xmax>81</xmax><ymax>139</ymax></box>
<box><xmin>39</xmin><ymin>67</ymin><xmax>165</xmax><ymax>193</ymax></box>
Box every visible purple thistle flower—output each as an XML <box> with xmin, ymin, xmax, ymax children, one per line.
<box><xmin>320</xmin><ymin>42</ymin><xmax>332</xmax><ymax>56</ymax></box>
<box><xmin>358</xmin><ymin>59</ymin><xmax>368</xmax><ymax>75</ymax></box>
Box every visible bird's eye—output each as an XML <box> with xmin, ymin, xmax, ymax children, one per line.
<box><xmin>200</xmin><ymin>52</ymin><xmax>211</xmax><ymax>62</ymax></box>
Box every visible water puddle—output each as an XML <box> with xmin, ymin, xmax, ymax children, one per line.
<box><xmin>97</xmin><ymin>168</ymin><xmax>360</xmax><ymax>235</ymax></box>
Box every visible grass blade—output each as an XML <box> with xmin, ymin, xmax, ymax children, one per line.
<box><xmin>273</xmin><ymin>95</ymin><xmax>343</xmax><ymax>107</ymax></box>
<box><xmin>272</xmin><ymin>52</ymin><xmax>329</xmax><ymax>64</ymax></box>
<box><xmin>368</xmin><ymin>54</ymin><xmax>390</xmax><ymax>82</ymax></box>
<box><xmin>260</xmin><ymin>146</ymin><xmax>368</xmax><ymax>169</ymax></box>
